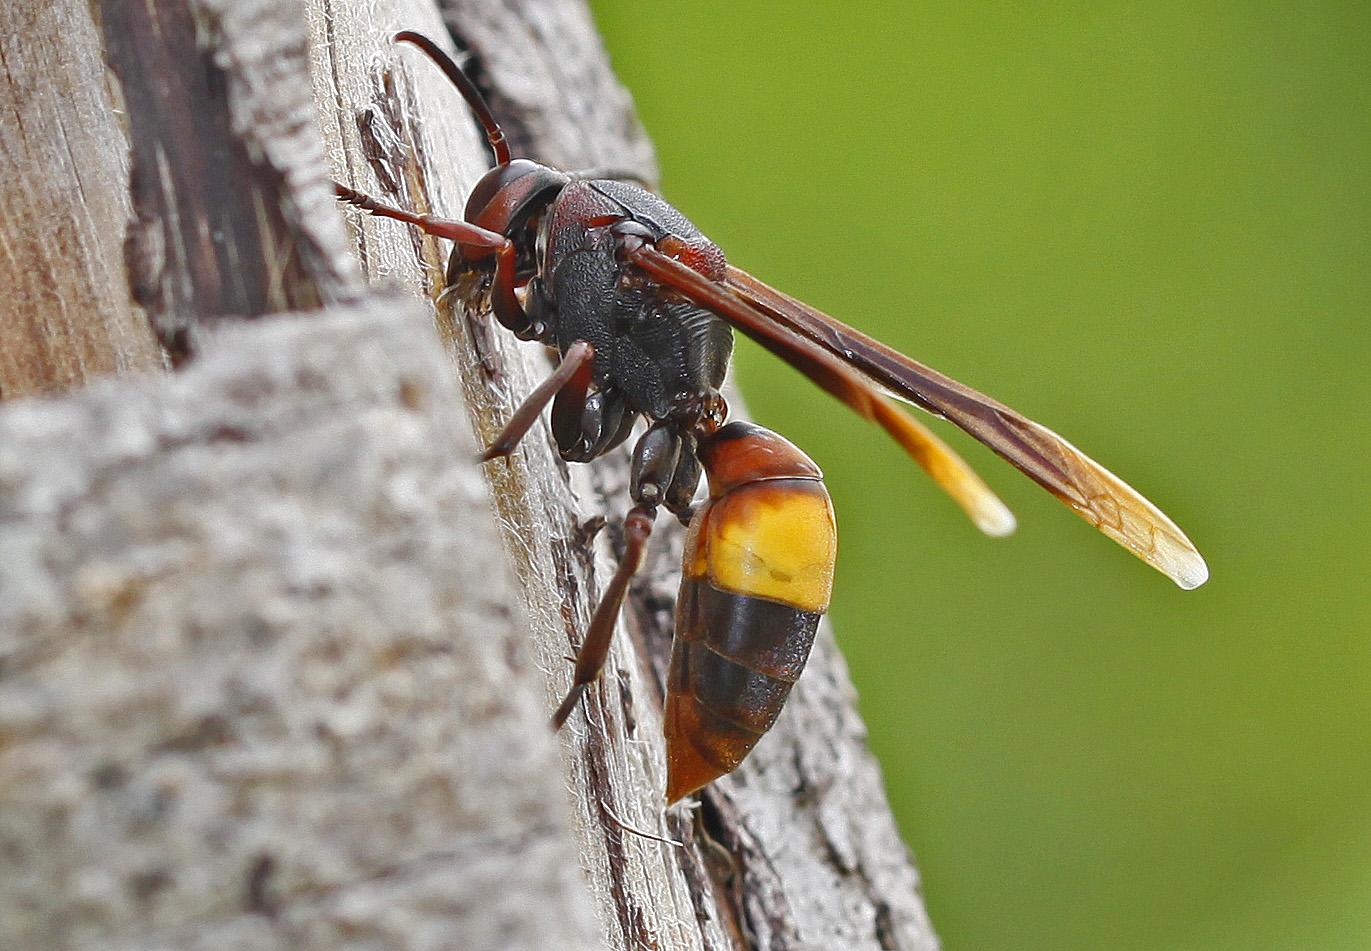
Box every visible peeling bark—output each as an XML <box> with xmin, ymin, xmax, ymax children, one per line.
<box><xmin>100</xmin><ymin>0</ymin><xmax>361</xmax><ymax>359</ymax></box>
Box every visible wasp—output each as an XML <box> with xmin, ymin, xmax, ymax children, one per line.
<box><xmin>336</xmin><ymin>32</ymin><xmax>1208</xmax><ymax>804</ymax></box>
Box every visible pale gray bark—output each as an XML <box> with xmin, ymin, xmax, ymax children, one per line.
<box><xmin>0</xmin><ymin>0</ymin><xmax>939</xmax><ymax>949</ymax></box>
<box><xmin>0</xmin><ymin>302</ymin><xmax>604</xmax><ymax>951</ymax></box>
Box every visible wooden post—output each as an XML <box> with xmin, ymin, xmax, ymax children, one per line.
<box><xmin>0</xmin><ymin>1</ymin><xmax>940</xmax><ymax>948</ymax></box>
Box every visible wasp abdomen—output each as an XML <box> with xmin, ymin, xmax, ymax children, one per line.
<box><xmin>665</xmin><ymin>422</ymin><xmax>836</xmax><ymax>802</ymax></box>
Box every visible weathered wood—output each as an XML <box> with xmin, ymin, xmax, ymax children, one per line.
<box><xmin>311</xmin><ymin>2</ymin><xmax>941</xmax><ymax>949</ymax></box>
<box><xmin>4</xmin><ymin>2</ymin><xmax>606</xmax><ymax>948</ymax></box>
<box><xmin>0</xmin><ymin>301</ymin><xmax>604</xmax><ymax>951</ymax></box>
<box><xmin>0</xmin><ymin>0</ymin><xmax>941</xmax><ymax>947</ymax></box>
<box><xmin>0</xmin><ymin>0</ymin><xmax>163</xmax><ymax>397</ymax></box>
<box><xmin>433</xmin><ymin>0</ymin><xmax>658</xmax><ymax>179</ymax></box>
<box><xmin>99</xmin><ymin>0</ymin><xmax>362</xmax><ymax>358</ymax></box>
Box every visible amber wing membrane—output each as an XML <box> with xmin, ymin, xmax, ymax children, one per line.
<box><xmin>632</xmin><ymin>248</ymin><xmax>1016</xmax><ymax>539</ymax></box>
<box><xmin>631</xmin><ymin>247</ymin><xmax>1207</xmax><ymax>589</ymax></box>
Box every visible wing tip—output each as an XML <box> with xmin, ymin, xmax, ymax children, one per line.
<box><xmin>973</xmin><ymin>499</ymin><xmax>1018</xmax><ymax>538</ymax></box>
<box><xmin>1153</xmin><ymin>535</ymin><xmax>1208</xmax><ymax>590</ymax></box>
<box><xmin>1169</xmin><ymin>551</ymin><xmax>1210</xmax><ymax>590</ymax></box>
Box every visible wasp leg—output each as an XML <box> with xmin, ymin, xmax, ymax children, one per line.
<box><xmin>552</xmin><ymin>502</ymin><xmax>657</xmax><ymax>728</ymax></box>
<box><xmin>552</xmin><ymin>384</ymin><xmax>632</xmax><ymax>463</ymax></box>
<box><xmin>664</xmin><ymin>435</ymin><xmax>703</xmax><ymax>517</ymax></box>
<box><xmin>481</xmin><ymin>341</ymin><xmax>596</xmax><ymax>461</ymax></box>
<box><xmin>333</xmin><ymin>182</ymin><xmax>533</xmax><ymax>337</ymax></box>
<box><xmin>552</xmin><ymin>422</ymin><xmax>682</xmax><ymax>726</ymax></box>
<box><xmin>335</xmin><ymin>183</ymin><xmax>503</xmax><ymax>248</ymax></box>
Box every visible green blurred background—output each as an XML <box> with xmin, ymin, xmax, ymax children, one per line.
<box><xmin>586</xmin><ymin>2</ymin><xmax>1370</xmax><ymax>950</ymax></box>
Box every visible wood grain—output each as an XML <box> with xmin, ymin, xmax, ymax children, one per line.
<box><xmin>0</xmin><ymin>0</ymin><xmax>941</xmax><ymax>947</ymax></box>
<box><xmin>310</xmin><ymin>2</ymin><xmax>940</xmax><ymax>948</ymax></box>
<box><xmin>0</xmin><ymin>0</ymin><xmax>163</xmax><ymax>396</ymax></box>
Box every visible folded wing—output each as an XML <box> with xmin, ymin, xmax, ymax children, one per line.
<box><xmin>631</xmin><ymin>244</ymin><xmax>1207</xmax><ymax>589</ymax></box>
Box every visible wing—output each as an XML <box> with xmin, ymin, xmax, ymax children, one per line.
<box><xmin>631</xmin><ymin>244</ymin><xmax>1207</xmax><ymax>589</ymax></box>
<box><xmin>633</xmin><ymin>244</ymin><xmax>1014</xmax><ymax>538</ymax></box>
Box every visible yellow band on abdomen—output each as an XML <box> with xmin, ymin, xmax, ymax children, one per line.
<box><xmin>690</xmin><ymin>479</ymin><xmax>836</xmax><ymax>613</ymax></box>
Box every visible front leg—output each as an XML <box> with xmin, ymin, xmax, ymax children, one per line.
<box><xmin>481</xmin><ymin>341</ymin><xmax>596</xmax><ymax>461</ymax></box>
<box><xmin>333</xmin><ymin>182</ymin><xmax>536</xmax><ymax>338</ymax></box>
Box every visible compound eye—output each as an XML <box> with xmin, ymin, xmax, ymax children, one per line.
<box><xmin>465</xmin><ymin>159</ymin><xmax>543</xmax><ymax>220</ymax></box>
